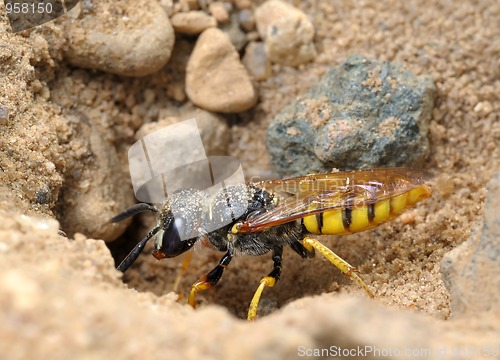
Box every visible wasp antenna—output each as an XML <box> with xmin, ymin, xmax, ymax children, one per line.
<box><xmin>117</xmin><ymin>226</ymin><xmax>160</xmax><ymax>272</ymax></box>
<box><xmin>111</xmin><ymin>203</ymin><xmax>158</xmax><ymax>223</ymax></box>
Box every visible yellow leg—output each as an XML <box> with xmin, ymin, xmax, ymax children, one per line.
<box><xmin>247</xmin><ymin>247</ymin><xmax>283</xmax><ymax>320</ymax></box>
<box><xmin>302</xmin><ymin>237</ymin><xmax>374</xmax><ymax>298</ymax></box>
<box><xmin>188</xmin><ymin>251</ymin><xmax>232</xmax><ymax>308</ymax></box>
<box><xmin>188</xmin><ymin>276</ymin><xmax>211</xmax><ymax>307</ymax></box>
<box><xmin>247</xmin><ymin>276</ymin><xmax>276</xmax><ymax>321</ymax></box>
<box><xmin>172</xmin><ymin>250</ymin><xmax>192</xmax><ymax>293</ymax></box>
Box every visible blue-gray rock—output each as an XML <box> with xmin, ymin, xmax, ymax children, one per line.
<box><xmin>267</xmin><ymin>54</ymin><xmax>436</xmax><ymax>177</ymax></box>
<box><xmin>441</xmin><ymin>172</ymin><xmax>500</xmax><ymax>317</ymax></box>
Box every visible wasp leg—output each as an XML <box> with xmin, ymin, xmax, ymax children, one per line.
<box><xmin>289</xmin><ymin>237</ymin><xmax>315</xmax><ymax>258</ymax></box>
<box><xmin>188</xmin><ymin>251</ymin><xmax>232</xmax><ymax>308</ymax></box>
<box><xmin>247</xmin><ymin>246</ymin><xmax>283</xmax><ymax>321</ymax></box>
<box><xmin>302</xmin><ymin>237</ymin><xmax>374</xmax><ymax>298</ymax></box>
<box><xmin>172</xmin><ymin>250</ymin><xmax>193</xmax><ymax>293</ymax></box>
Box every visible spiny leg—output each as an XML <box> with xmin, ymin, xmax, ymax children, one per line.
<box><xmin>188</xmin><ymin>251</ymin><xmax>232</xmax><ymax>308</ymax></box>
<box><xmin>172</xmin><ymin>249</ymin><xmax>193</xmax><ymax>293</ymax></box>
<box><xmin>247</xmin><ymin>246</ymin><xmax>283</xmax><ymax>321</ymax></box>
<box><xmin>302</xmin><ymin>237</ymin><xmax>374</xmax><ymax>298</ymax></box>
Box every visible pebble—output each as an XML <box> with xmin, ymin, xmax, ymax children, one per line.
<box><xmin>137</xmin><ymin>105</ymin><xmax>230</xmax><ymax>156</ymax></box>
<box><xmin>441</xmin><ymin>172</ymin><xmax>500</xmax><ymax>316</ymax></box>
<box><xmin>209</xmin><ymin>2</ymin><xmax>230</xmax><ymax>24</ymax></box>
<box><xmin>171</xmin><ymin>11</ymin><xmax>217</xmax><ymax>35</ymax></box>
<box><xmin>220</xmin><ymin>13</ymin><xmax>248</xmax><ymax>51</ymax></box>
<box><xmin>473</xmin><ymin>100</ymin><xmax>493</xmax><ymax>117</ymax></box>
<box><xmin>35</xmin><ymin>184</ymin><xmax>52</xmax><ymax>205</ymax></box>
<box><xmin>186</xmin><ymin>28</ymin><xmax>258</xmax><ymax>113</ymax></box>
<box><xmin>266</xmin><ymin>54</ymin><xmax>436</xmax><ymax>177</ymax></box>
<box><xmin>254</xmin><ymin>0</ymin><xmax>316</xmax><ymax>66</ymax></box>
<box><xmin>160</xmin><ymin>0</ymin><xmax>174</xmax><ymax>16</ymax></box>
<box><xmin>238</xmin><ymin>9</ymin><xmax>255</xmax><ymax>32</ymax></box>
<box><xmin>0</xmin><ymin>104</ymin><xmax>8</xmax><ymax>125</ymax></box>
<box><xmin>182</xmin><ymin>0</ymin><xmax>199</xmax><ymax>11</ymax></box>
<box><xmin>234</xmin><ymin>0</ymin><xmax>252</xmax><ymax>10</ymax></box>
<box><xmin>65</xmin><ymin>0</ymin><xmax>175</xmax><ymax>77</ymax></box>
<box><xmin>242</xmin><ymin>41</ymin><xmax>272</xmax><ymax>81</ymax></box>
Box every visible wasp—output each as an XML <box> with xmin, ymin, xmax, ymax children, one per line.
<box><xmin>112</xmin><ymin>168</ymin><xmax>432</xmax><ymax>320</ymax></box>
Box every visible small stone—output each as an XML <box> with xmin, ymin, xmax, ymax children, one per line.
<box><xmin>266</xmin><ymin>55</ymin><xmax>436</xmax><ymax>177</ymax></box>
<box><xmin>220</xmin><ymin>13</ymin><xmax>248</xmax><ymax>51</ymax></box>
<box><xmin>160</xmin><ymin>0</ymin><xmax>174</xmax><ymax>16</ymax></box>
<box><xmin>166</xmin><ymin>81</ymin><xmax>187</xmax><ymax>102</ymax></box>
<box><xmin>171</xmin><ymin>11</ymin><xmax>217</xmax><ymax>35</ymax></box>
<box><xmin>209</xmin><ymin>2</ymin><xmax>230</xmax><ymax>24</ymax></box>
<box><xmin>137</xmin><ymin>105</ymin><xmax>230</xmax><ymax>156</ymax></box>
<box><xmin>186</xmin><ymin>28</ymin><xmax>258</xmax><ymax>113</ymax></box>
<box><xmin>181</xmin><ymin>0</ymin><xmax>199</xmax><ymax>11</ymax></box>
<box><xmin>182</xmin><ymin>106</ymin><xmax>231</xmax><ymax>155</ymax></box>
<box><xmin>441</xmin><ymin>172</ymin><xmax>500</xmax><ymax>317</ymax></box>
<box><xmin>473</xmin><ymin>101</ymin><xmax>493</xmax><ymax>117</ymax></box>
<box><xmin>246</xmin><ymin>31</ymin><xmax>260</xmax><ymax>42</ymax></box>
<box><xmin>0</xmin><ymin>104</ymin><xmax>8</xmax><ymax>125</ymax></box>
<box><xmin>255</xmin><ymin>0</ymin><xmax>316</xmax><ymax>66</ymax></box>
<box><xmin>238</xmin><ymin>9</ymin><xmax>255</xmax><ymax>32</ymax></box>
<box><xmin>64</xmin><ymin>0</ymin><xmax>175</xmax><ymax>77</ymax></box>
<box><xmin>44</xmin><ymin>161</ymin><xmax>56</xmax><ymax>172</ymax></box>
<box><xmin>235</xmin><ymin>0</ymin><xmax>252</xmax><ymax>10</ymax></box>
<box><xmin>35</xmin><ymin>184</ymin><xmax>51</xmax><ymax>205</ymax></box>
<box><xmin>242</xmin><ymin>41</ymin><xmax>272</xmax><ymax>81</ymax></box>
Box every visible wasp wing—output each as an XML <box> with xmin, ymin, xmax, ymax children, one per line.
<box><xmin>237</xmin><ymin>168</ymin><xmax>432</xmax><ymax>233</ymax></box>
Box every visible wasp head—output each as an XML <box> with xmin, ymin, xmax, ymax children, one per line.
<box><xmin>152</xmin><ymin>189</ymin><xmax>205</xmax><ymax>259</ymax></box>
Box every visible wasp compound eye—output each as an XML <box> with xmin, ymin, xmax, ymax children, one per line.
<box><xmin>170</xmin><ymin>217</ymin><xmax>185</xmax><ymax>241</ymax></box>
<box><xmin>153</xmin><ymin>217</ymin><xmax>195</xmax><ymax>259</ymax></box>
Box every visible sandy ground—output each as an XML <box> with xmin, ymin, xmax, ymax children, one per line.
<box><xmin>0</xmin><ymin>0</ymin><xmax>499</xmax><ymax>359</ymax></box>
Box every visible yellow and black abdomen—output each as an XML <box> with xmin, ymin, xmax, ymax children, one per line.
<box><xmin>302</xmin><ymin>184</ymin><xmax>432</xmax><ymax>235</ymax></box>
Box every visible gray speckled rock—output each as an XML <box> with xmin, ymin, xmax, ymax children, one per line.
<box><xmin>267</xmin><ymin>55</ymin><xmax>436</xmax><ymax>177</ymax></box>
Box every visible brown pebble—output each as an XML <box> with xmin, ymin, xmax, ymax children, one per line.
<box><xmin>65</xmin><ymin>0</ymin><xmax>175</xmax><ymax>77</ymax></box>
<box><xmin>255</xmin><ymin>0</ymin><xmax>316</xmax><ymax>66</ymax></box>
<box><xmin>186</xmin><ymin>28</ymin><xmax>258</xmax><ymax>113</ymax></box>
<box><xmin>242</xmin><ymin>41</ymin><xmax>272</xmax><ymax>81</ymax></box>
<box><xmin>171</xmin><ymin>11</ymin><xmax>217</xmax><ymax>35</ymax></box>
<box><xmin>209</xmin><ymin>2</ymin><xmax>230</xmax><ymax>24</ymax></box>
<box><xmin>238</xmin><ymin>9</ymin><xmax>255</xmax><ymax>32</ymax></box>
<box><xmin>235</xmin><ymin>0</ymin><xmax>252</xmax><ymax>9</ymax></box>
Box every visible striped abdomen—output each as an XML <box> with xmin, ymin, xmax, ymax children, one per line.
<box><xmin>302</xmin><ymin>185</ymin><xmax>432</xmax><ymax>235</ymax></box>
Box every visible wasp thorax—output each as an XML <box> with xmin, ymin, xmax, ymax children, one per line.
<box><xmin>204</xmin><ymin>184</ymin><xmax>251</xmax><ymax>232</ymax></box>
